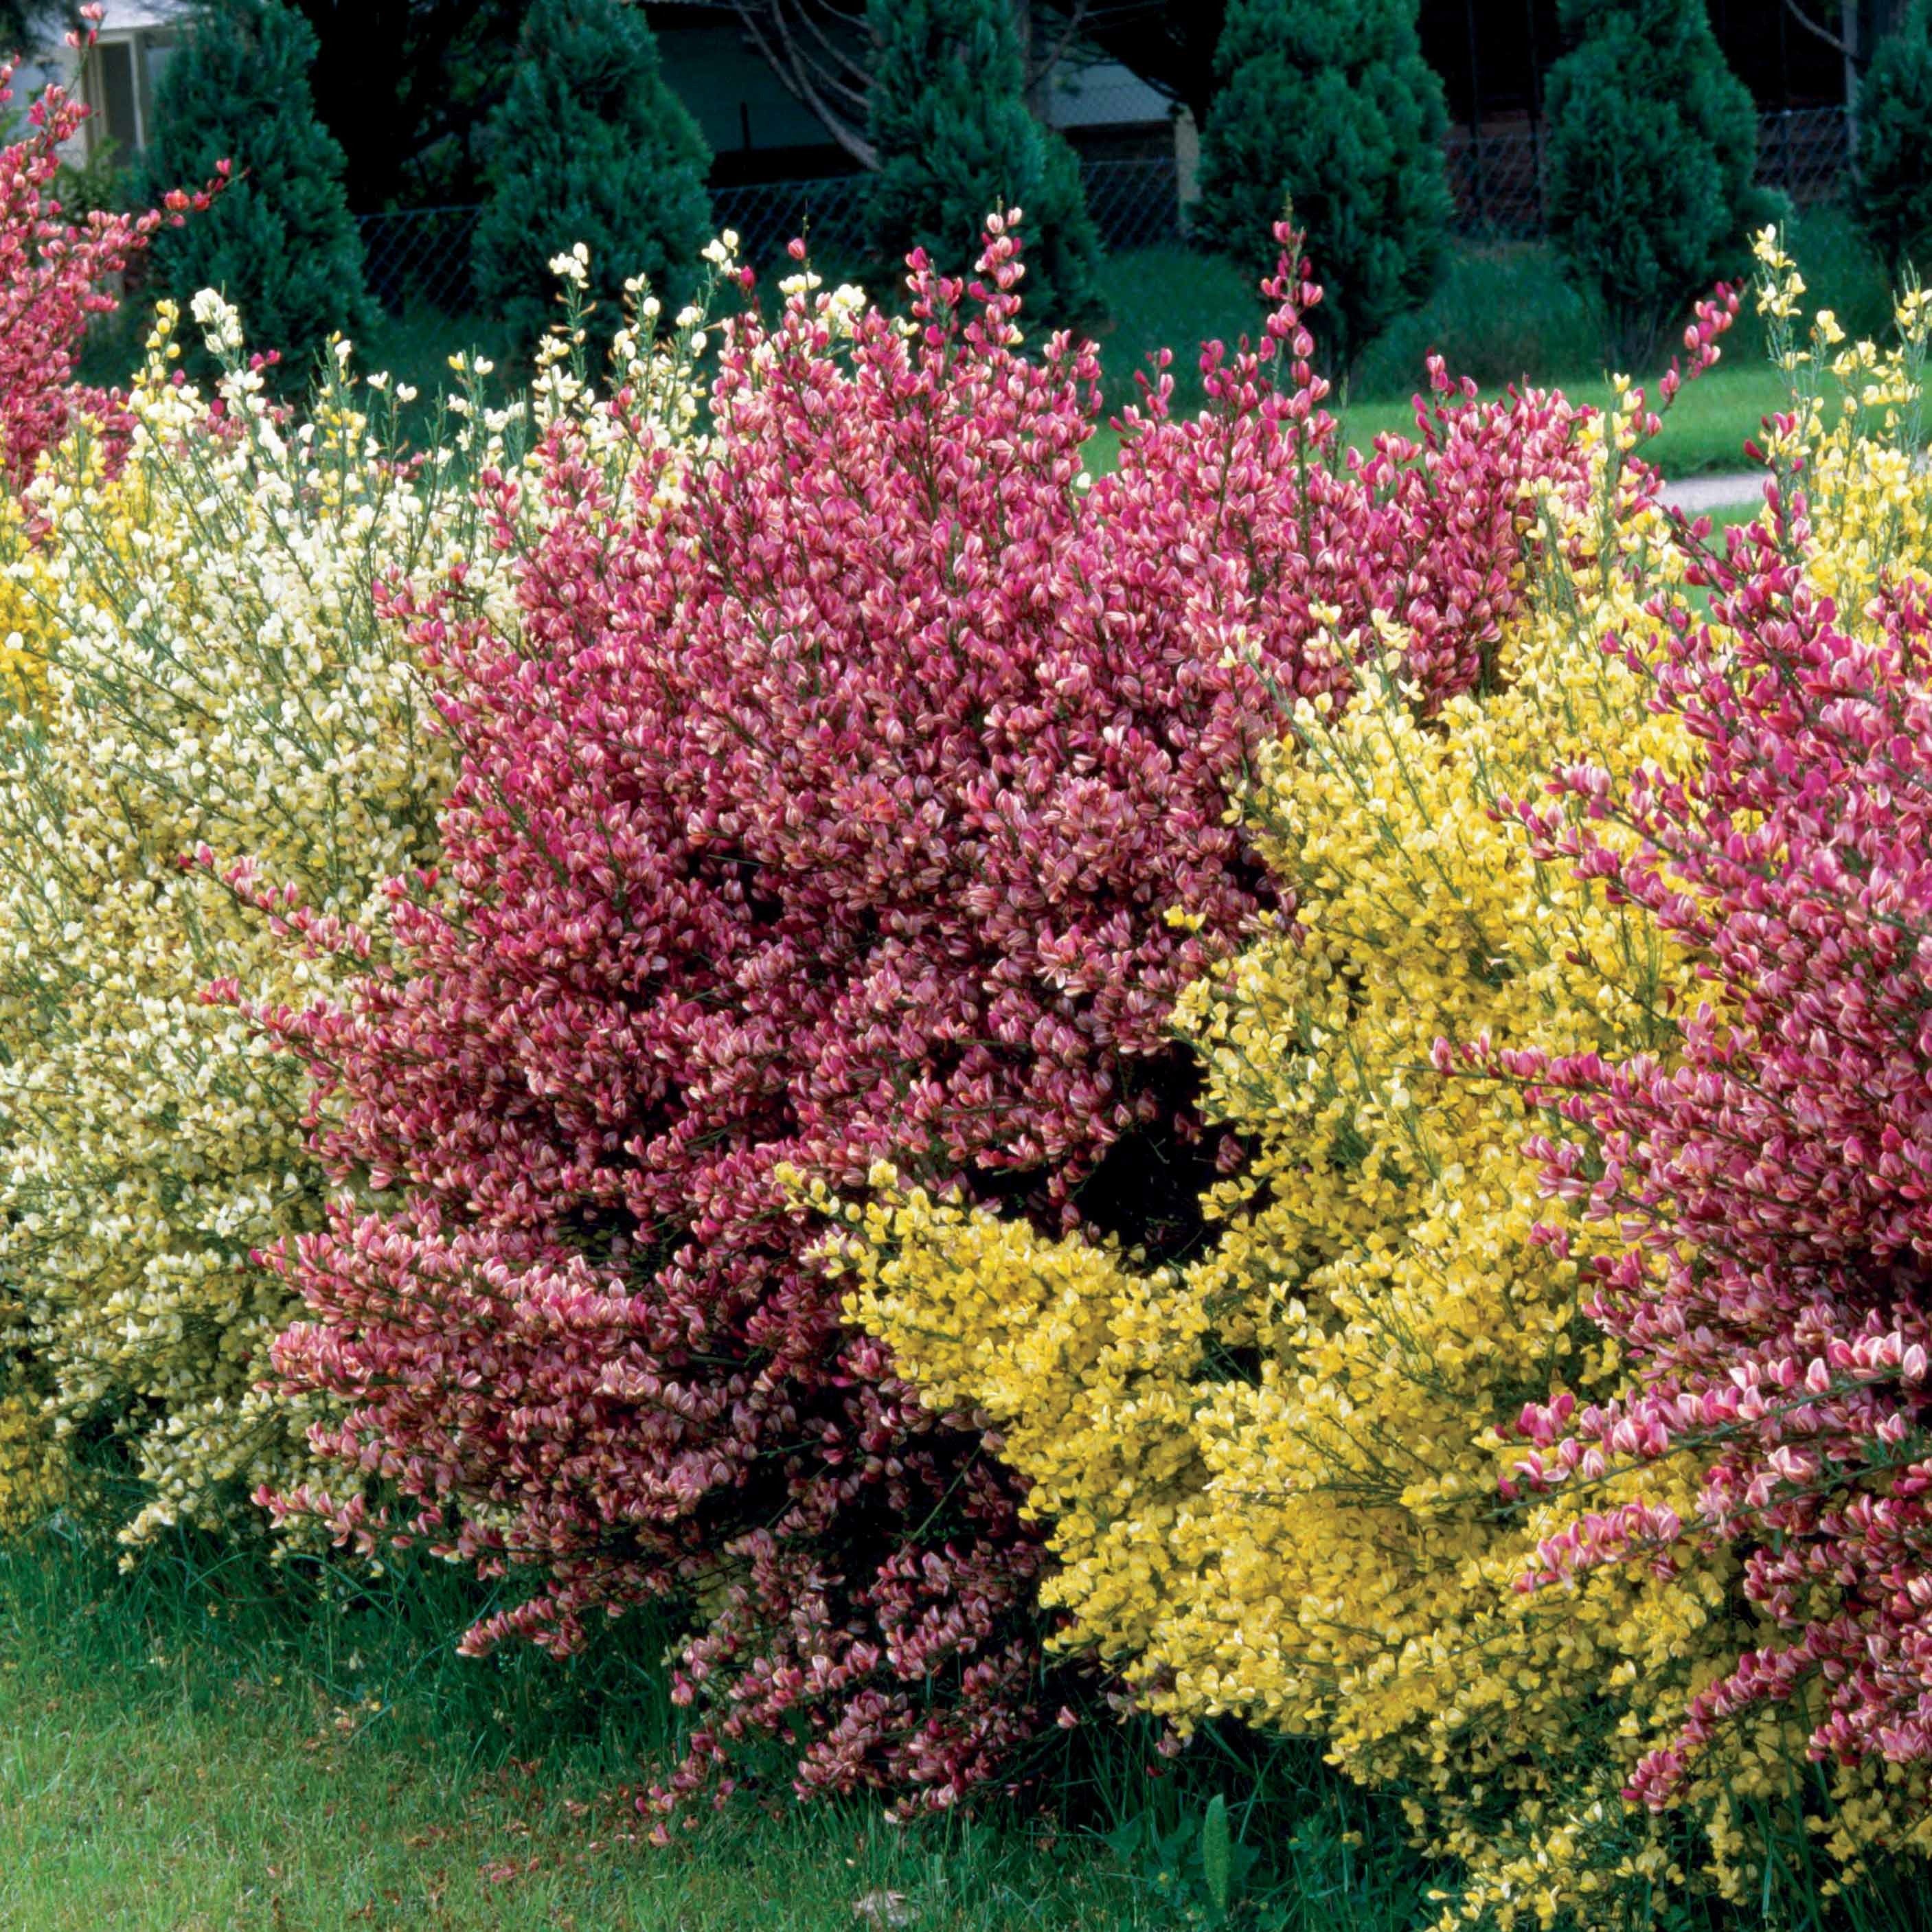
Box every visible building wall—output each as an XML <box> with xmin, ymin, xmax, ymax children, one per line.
<box><xmin>648</xmin><ymin>4</ymin><xmax>1177</xmax><ymax>182</ymax></box>
<box><xmin>652</xmin><ymin>15</ymin><xmax>848</xmax><ymax>173</ymax></box>
<box><xmin>1040</xmin><ymin>56</ymin><xmax>1168</xmax><ymax>131</ymax></box>
<box><xmin>20</xmin><ymin>0</ymin><xmax>187</xmax><ymax>163</ymax></box>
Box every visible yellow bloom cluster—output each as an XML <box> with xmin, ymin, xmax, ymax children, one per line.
<box><xmin>0</xmin><ymin>272</ymin><xmax>710</xmax><ymax>1546</ymax></box>
<box><xmin>837</xmin><ymin>240</ymin><xmax>1932</xmax><ymax>1926</ymax></box>
<box><xmin>1747</xmin><ymin>226</ymin><xmax>1932</xmax><ymax>611</ymax></box>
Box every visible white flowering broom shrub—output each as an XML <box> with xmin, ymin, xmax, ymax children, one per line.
<box><xmin>0</xmin><ymin>269</ymin><xmax>712</xmax><ymax>1540</ymax></box>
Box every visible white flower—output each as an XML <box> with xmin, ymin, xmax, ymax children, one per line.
<box><xmin>187</xmin><ymin>288</ymin><xmax>245</xmax><ymax>358</ymax></box>
<box><xmin>0</xmin><ymin>272</ymin><xmax>708</xmax><ymax>1547</ymax></box>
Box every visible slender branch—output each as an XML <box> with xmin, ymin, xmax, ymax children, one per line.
<box><xmin>788</xmin><ymin>0</ymin><xmax>874</xmax><ymax>89</ymax></box>
<box><xmin>728</xmin><ymin>0</ymin><xmax>878</xmax><ymax>169</ymax></box>
<box><xmin>1028</xmin><ymin>0</ymin><xmax>1088</xmax><ymax>90</ymax></box>
<box><xmin>1782</xmin><ymin>0</ymin><xmax>1859</xmax><ymax>65</ymax></box>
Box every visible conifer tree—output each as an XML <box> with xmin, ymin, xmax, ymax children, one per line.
<box><xmin>1855</xmin><ymin>0</ymin><xmax>1932</xmax><ymax>278</ymax></box>
<box><xmin>0</xmin><ymin>1</ymin><xmax>57</xmax><ymax>54</ymax></box>
<box><xmin>137</xmin><ymin>0</ymin><xmax>371</xmax><ymax>382</ymax></box>
<box><xmin>470</xmin><ymin>0</ymin><xmax>712</xmax><ymax>348</ymax></box>
<box><xmin>1545</xmin><ymin>0</ymin><xmax>1766</xmax><ymax>367</ymax></box>
<box><xmin>1195</xmin><ymin>0</ymin><xmax>1451</xmax><ymax>371</ymax></box>
<box><xmin>867</xmin><ymin>0</ymin><xmax>1106</xmax><ymax>331</ymax></box>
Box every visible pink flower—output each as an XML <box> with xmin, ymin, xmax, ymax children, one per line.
<box><xmin>0</xmin><ymin>30</ymin><xmax>216</xmax><ymax>492</ymax></box>
<box><xmin>260</xmin><ymin>218</ymin><xmax>1591</xmax><ymax>1813</ymax></box>
<box><xmin>1515</xmin><ymin>516</ymin><xmax>1932</xmax><ymax>1806</ymax></box>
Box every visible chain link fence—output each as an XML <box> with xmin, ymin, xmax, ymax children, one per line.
<box><xmin>1078</xmin><ymin>156</ymin><xmax>1185</xmax><ymax>251</ymax></box>
<box><xmin>1446</xmin><ymin>104</ymin><xmax>1851</xmax><ymax>236</ymax></box>
<box><xmin>356</xmin><ymin>109</ymin><xmax>1854</xmax><ymax>318</ymax></box>
<box><xmin>709</xmin><ymin>173</ymin><xmax>869</xmax><ymax>269</ymax></box>
<box><xmin>359</xmin><ymin>205</ymin><xmax>482</xmax><ymax>316</ymax></box>
<box><xmin>1759</xmin><ymin>106</ymin><xmax>1852</xmax><ymax>209</ymax></box>
<box><xmin>1445</xmin><ymin>130</ymin><xmax>1545</xmax><ymax>239</ymax></box>
<box><xmin>705</xmin><ymin>157</ymin><xmax>1187</xmax><ymax>265</ymax></box>
<box><xmin>353</xmin><ymin>157</ymin><xmax>1189</xmax><ymax>317</ymax></box>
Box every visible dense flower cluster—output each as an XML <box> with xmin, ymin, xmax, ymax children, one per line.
<box><xmin>835</xmin><ymin>402</ymin><xmax>1729</xmax><ymax>1924</ymax></box>
<box><xmin>842</xmin><ymin>266</ymin><xmax>1932</xmax><ymax>1917</ymax></box>
<box><xmin>0</xmin><ymin>19</ymin><xmax>215</xmax><ymax>491</ymax></box>
<box><xmin>0</xmin><ymin>281</ymin><xmax>707</xmax><ymax>1539</ymax></box>
<box><xmin>1509</xmin><ymin>238</ymin><xmax>1932</xmax><ymax>1872</ymax></box>
<box><xmin>257</xmin><ymin>223</ymin><xmax>1590</xmax><ymax>1817</ymax></box>
<box><xmin>15</xmin><ymin>95</ymin><xmax>1930</xmax><ymax>1907</ymax></box>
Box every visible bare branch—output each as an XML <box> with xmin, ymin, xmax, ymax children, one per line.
<box><xmin>789</xmin><ymin>0</ymin><xmax>873</xmax><ymax>89</ymax></box>
<box><xmin>1782</xmin><ymin>0</ymin><xmax>1857</xmax><ymax>62</ymax></box>
<box><xmin>728</xmin><ymin>0</ymin><xmax>878</xmax><ymax>169</ymax></box>
<box><xmin>1027</xmin><ymin>0</ymin><xmax>1088</xmax><ymax>90</ymax></box>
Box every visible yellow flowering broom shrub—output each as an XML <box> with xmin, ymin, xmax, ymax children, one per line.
<box><xmin>834</xmin><ymin>238</ymin><xmax>1932</xmax><ymax>1924</ymax></box>
<box><xmin>0</xmin><ymin>269</ymin><xmax>712</xmax><ymax>1543</ymax></box>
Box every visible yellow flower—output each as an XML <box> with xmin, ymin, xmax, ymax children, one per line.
<box><xmin>838</xmin><ymin>257</ymin><xmax>1932</xmax><ymax>1924</ymax></box>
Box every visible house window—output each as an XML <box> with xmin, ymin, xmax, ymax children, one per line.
<box><xmin>84</xmin><ymin>30</ymin><xmax>175</xmax><ymax>160</ymax></box>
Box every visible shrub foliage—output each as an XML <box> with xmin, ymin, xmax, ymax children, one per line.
<box><xmin>138</xmin><ymin>0</ymin><xmax>371</xmax><ymax>384</ymax></box>
<box><xmin>255</xmin><ymin>225</ymin><xmax>1582</xmax><ymax>1815</ymax></box>
<box><xmin>1513</xmin><ymin>240</ymin><xmax>1932</xmax><ymax>1867</ymax></box>
<box><xmin>1195</xmin><ymin>0</ymin><xmax>1452</xmax><ymax>370</ymax></box>
<box><xmin>471</xmin><ymin>0</ymin><xmax>712</xmax><ymax>345</ymax></box>
<box><xmin>867</xmin><ymin>0</ymin><xmax>1106</xmax><ymax>330</ymax></box>
<box><xmin>0</xmin><ymin>38</ymin><xmax>209</xmax><ymax>488</ymax></box>
<box><xmin>844</xmin><ymin>242</ymin><xmax>1932</xmax><ymax>1916</ymax></box>
<box><xmin>1543</xmin><ymin>0</ymin><xmax>1766</xmax><ymax>367</ymax></box>
<box><xmin>1855</xmin><ymin>0</ymin><xmax>1932</xmax><ymax>278</ymax></box>
<box><xmin>0</xmin><ymin>282</ymin><xmax>709</xmax><ymax>1543</ymax></box>
<box><xmin>9</xmin><ymin>28</ymin><xmax>1932</xmax><ymax>1897</ymax></box>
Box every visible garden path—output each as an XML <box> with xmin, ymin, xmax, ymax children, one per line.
<box><xmin>1660</xmin><ymin>472</ymin><xmax>1762</xmax><ymax>513</ymax></box>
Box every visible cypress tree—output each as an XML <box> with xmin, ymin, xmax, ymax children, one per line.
<box><xmin>867</xmin><ymin>0</ymin><xmax>1106</xmax><ymax>332</ymax></box>
<box><xmin>470</xmin><ymin>0</ymin><xmax>712</xmax><ymax>350</ymax></box>
<box><xmin>137</xmin><ymin>0</ymin><xmax>372</xmax><ymax>383</ymax></box>
<box><xmin>1194</xmin><ymin>0</ymin><xmax>1452</xmax><ymax>372</ymax></box>
<box><xmin>1855</xmin><ymin>0</ymin><xmax>1932</xmax><ymax>279</ymax></box>
<box><xmin>1545</xmin><ymin>0</ymin><xmax>1768</xmax><ymax>367</ymax></box>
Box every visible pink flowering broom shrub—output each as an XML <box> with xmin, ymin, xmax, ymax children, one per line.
<box><xmin>1509</xmin><ymin>263</ymin><xmax>1932</xmax><ymax>1869</ymax></box>
<box><xmin>0</xmin><ymin>18</ymin><xmax>214</xmax><ymax>491</ymax></box>
<box><xmin>258</xmin><ymin>221</ymin><xmax>1591</xmax><ymax>1814</ymax></box>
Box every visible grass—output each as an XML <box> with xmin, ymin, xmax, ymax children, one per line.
<box><xmin>0</xmin><ymin>1530</ymin><xmax>1433</xmax><ymax>1932</ymax></box>
<box><xmin>342</xmin><ymin>278</ymin><xmax>1793</xmax><ymax>487</ymax></box>
<box><xmin>1079</xmin><ymin>359</ymin><xmax>1791</xmax><ymax>484</ymax></box>
<box><xmin>1085</xmin><ymin>203</ymin><xmax>1898</xmax><ymax>481</ymax></box>
<box><xmin>1343</xmin><ymin>360</ymin><xmax>1791</xmax><ymax>479</ymax></box>
<box><xmin>0</xmin><ymin>1533</ymin><xmax>1127</xmax><ymax>1931</ymax></box>
<box><xmin>361</xmin><ymin>304</ymin><xmax>520</xmax><ymax>394</ymax></box>
<box><xmin>74</xmin><ymin>207</ymin><xmax>1880</xmax><ymax>488</ymax></box>
<box><xmin>8</xmin><ymin>1529</ymin><xmax>1932</xmax><ymax>1932</ymax></box>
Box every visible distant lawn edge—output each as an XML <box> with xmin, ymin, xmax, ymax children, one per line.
<box><xmin>1081</xmin><ymin>361</ymin><xmax>1786</xmax><ymax>483</ymax></box>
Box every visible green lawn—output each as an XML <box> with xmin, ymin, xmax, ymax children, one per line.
<box><xmin>1087</xmin><ymin>209</ymin><xmax>1900</xmax><ymax>483</ymax></box>
<box><xmin>9</xmin><ymin>1529</ymin><xmax>1926</xmax><ymax>1932</ymax></box>
<box><xmin>1079</xmin><ymin>359</ymin><xmax>1786</xmax><ymax>484</ymax></box>
<box><xmin>0</xmin><ymin>1687</ymin><xmax>1133</xmax><ymax>1932</ymax></box>
<box><xmin>1339</xmin><ymin>360</ymin><xmax>1788</xmax><ymax>479</ymax></box>
<box><xmin>0</xmin><ymin>1535</ymin><xmax>1423</xmax><ymax>1932</ymax></box>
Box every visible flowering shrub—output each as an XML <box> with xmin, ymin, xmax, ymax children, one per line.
<box><xmin>257</xmin><ymin>223</ymin><xmax>1590</xmax><ymax>1817</ymax></box>
<box><xmin>0</xmin><ymin>23</ymin><xmax>214</xmax><ymax>491</ymax></box>
<box><xmin>0</xmin><ymin>281</ymin><xmax>707</xmax><ymax>1540</ymax></box>
<box><xmin>843</xmin><ymin>245</ymin><xmax>1932</xmax><ymax>1918</ymax></box>
<box><xmin>1510</xmin><ymin>238</ymin><xmax>1932</xmax><ymax>1877</ymax></box>
<box><xmin>835</xmin><ymin>431</ymin><xmax>1727</xmax><ymax>1922</ymax></box>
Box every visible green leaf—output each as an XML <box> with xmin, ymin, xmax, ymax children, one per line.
<box><xmin>1201</xmin><ymin>1792</ymin><xmax>1232</xmax><ymax>1913</ymax></box>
